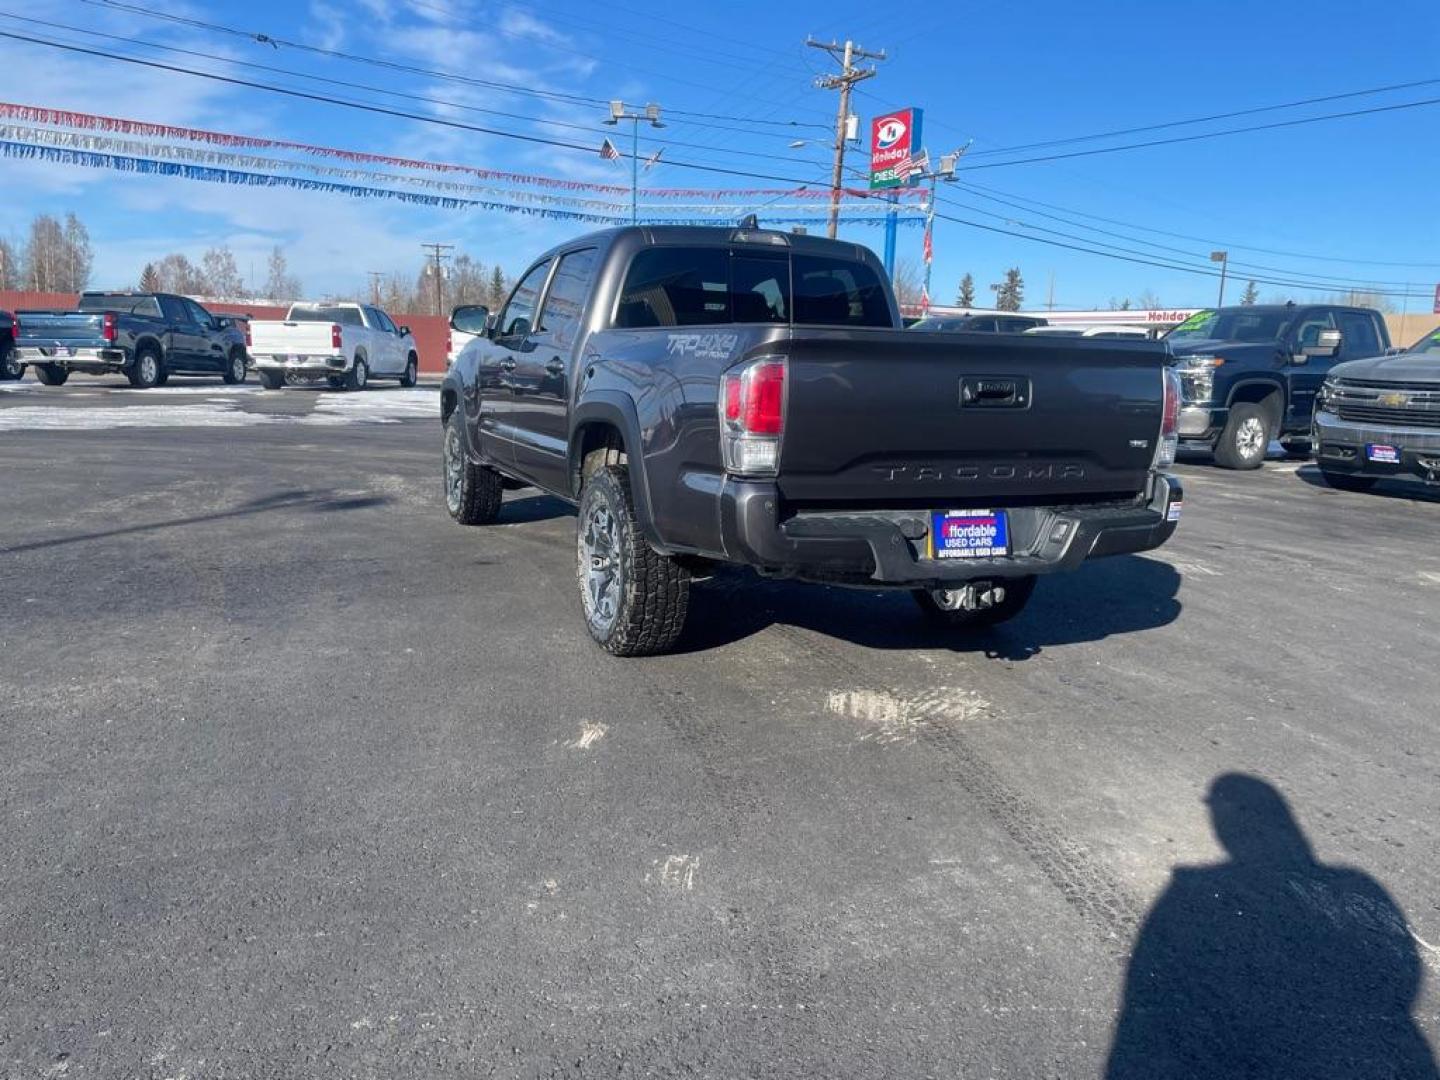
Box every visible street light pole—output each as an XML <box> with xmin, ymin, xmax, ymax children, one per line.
<box><xmin>605</xmin><ymin>101</ymin><xmax>664</xmax><ymax>226</ymax></box>
<box><xmin>1211</xmin><ymin>250</ymin><xmax>1229</xmax><ymax>307</ymax></box>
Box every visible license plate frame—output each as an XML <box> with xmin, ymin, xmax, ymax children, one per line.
<box><xmin>928</xmin><ymin>509</ymin><xmax>1010</xmax><ymax>560</ymax></box>
<box><xmin>1366</xmin><ymin>443</ymin><xmax>1400</xmax><ymax>464</ymax></box>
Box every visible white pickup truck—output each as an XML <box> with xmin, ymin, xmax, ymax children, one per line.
<box><xmin>248</xmin><ymin>302</ymin><xmax>419</xmax><ymax>390</ymax></box>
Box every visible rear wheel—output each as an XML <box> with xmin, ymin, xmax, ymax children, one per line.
<box><xmin>912</xmin><ymin>576</ymin><xmax>1038</xmax><ymax>628</ymax></box>
<box><xmin>0</xmin><ymin>342</ymin><xmax>21</xmax><ymax>380</ymax></box>
<box><xmin>576</xmin><ymin>465</ymin><xmax>690</xmax><ymax>656</ymax></box>
<box><xmin>128</xmin><ymin>347</ymin><xmax>161</xmax><ymax>389</ymax></box>
<box><xmin>1319</xmin><ymin>469</ymin><xmax>1377</xmax><ymax>493</ymax></box>
<box><xmin>344</xmin><ymin>357</ymin><xmax>368</xmax><ymax>391</ymax></box>
<box><xmin>443</xmin><ymin>412</ymin><xmax>503</xmax><ymax>525</ymax></box>
<box><xmin>400</xmin><ymin>354</ymin><xmax>418</xmax><ymax>387</ymax></box>
<box><xmin>258</xmin><ymin>370</ymin><xmax>286</xmax><ymax>390</ymax></box>
<box><xmin>34</xmin><ymin>363</ymin><xmax>69</xmax><ymax>386</ymax></box>
<box><xmin>222</xmin><ymin>349</ymin><xmax>247</xmax><ymax>384</ymax></box>
<box><xmin>1214</xmin><ymin>402</ymin><xmax>1271</xmax><ymax>469</ymax></box>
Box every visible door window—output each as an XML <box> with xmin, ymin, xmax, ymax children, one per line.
<box><xmin>183</xmin><ymin>299</ymin><xmax>212</xmax><ymax>327</ymax></box>
<box><xmin>615</xmin><ymin>248</ymin><xmax>729</xmax><ymax>327</ymax></box>
<box><xmin>1336</xmin><ymin>311</ymin><xmax>1382</xmax><ymax>360</ymax></box>
<box><xmin>499</xmin><ymin>260</ymin><xmax>552</xmax><ymax>338</ymax></box>
<box><xmin>375</xmin><ymin>310</ymin><xmax>399</xmax><ymax>334</ymax></box>
<box><xmin>537</xmin><ymin>248</ymin><xmax>598</xmax><ymax>346</ymax></box>
<box><xmin>1290</xmin><ymin>310</ymin><xmax>1335</xmax><ymax>351</ymax></box>
<box><xmin>158</xmin><ymin>296</ymin><xmax>187</xmax><ymax>322</ymax></box>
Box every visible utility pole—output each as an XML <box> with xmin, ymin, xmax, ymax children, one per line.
<box><xmin>1211</xmin><ymin>250</ymin><xmax>1229</xmax><ymax>307</ymax></box>
<box><xmin>367</xmin><ymin>270</ymin><xmax>383</xmax><ymax>306</ymax></box>
<box><xmin>911</xmin><ymin>148</ymin><xmax>963</xmax><ymax>315</ymax></box>
<box><xmin>605</xmin><ymin>101</ymin><xmax>665</xmax><ymax>225</ymax></box>
<box><xmin>421</xmin><ymin>243</ymin><xmax>453</xmax><ymax>317</ymax></box>
<box><xmin>807</xmin><ymin>37</ymin><xmax>884</xmax><ymax>239</ymax></box>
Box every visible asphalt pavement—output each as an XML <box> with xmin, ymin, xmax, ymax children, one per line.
<box><xmin>2</xmin><ymin>376</ymin><xmax>1438</xmax><ymax>1078</ymax></box>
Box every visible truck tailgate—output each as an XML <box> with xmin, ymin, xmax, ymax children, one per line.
<box><xmin>777</xmin><ymin>330</ymin><xmax>1166</xmax><ymax>506</ymax></box>
<box><xmin>249</xmin><ymin>321</ymin><xmax>337</xmax><ymax>356</ymax></box>
<box><xmin>15</xmin><ymin>312</ymin><xmax>105</xmax><ymax>345</ymax></box>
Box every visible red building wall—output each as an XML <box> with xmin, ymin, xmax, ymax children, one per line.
<box><xmin>1</xmin><ymin>292</ymin><xmax>452</xmax><ymax>375</ymax></box>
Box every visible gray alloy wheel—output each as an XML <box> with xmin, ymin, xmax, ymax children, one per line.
<box><xmin>0</xmin><ymin>343</ymin><xmax>21</xmax><ymax>380</ymax></box>
<box><xmin>442</xmin><ymin>412</ymin><xmax>502</xmax><ymax>525</ymax></box>
<box><xmin>444</xmin><ymin>423</ymin><xmax>464</xmax><ymax>516</ymax></box>
<box><xmin>346</xmin><ymin>357</ymin><xmax>368</xmax><ymax>391</ymax></box>
<box><xmin>129</xmin><ymin>349</ymin><xmax>161</xmax><ymax>389</ymax></box>
<box><xmin>401</xmin><ymin>356</ymin><xmax>418</xmax><ymax>387</ymax></box>
<box><xmin>223</xmin><ymin>350</ymin><xmax>247</xmax><ymax>384</ymax></box>
<box><xmin>1235</xmin><ymin>416</ymin><xmax>1266</xmax><ymax>457</ymax></box>
<box><xmin>579</xmin><ymin>500</ymin><xmax>622</xmax><ymax>636</ymax></box>
<box><xmin>1214</xmin><ymin>402</ymin><xmax>1272</xmax><ymax>470</ymax></box>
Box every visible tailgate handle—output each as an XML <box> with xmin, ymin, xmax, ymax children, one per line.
<box><xmin>960</xmin><ymin>376</ymin><xmax>1029</xmax><ymax>409</ymax></box>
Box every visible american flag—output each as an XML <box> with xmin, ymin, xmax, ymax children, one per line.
<box><xmin>643</xmin><ymin>148</ymin><xmax>663</xmax><ymax>171</ymax></box>
<box><xmin>920</xmin><ymin>285</ymin><xmax>931</xmax><ymax>315</ymax></box>
<box><xmin>923</xmin><ymin>221</ymin><xmax>933</xmax><ymax>264</ymax></box>
<box><xmin>599</xmin><ymin>138</ymin><xmax>620</xmax><ymax>161</ymax></box>
<box><xmin>907</xmin><ymin>149</ymin><xmax>929</xmax><ymax>178</ymax></box>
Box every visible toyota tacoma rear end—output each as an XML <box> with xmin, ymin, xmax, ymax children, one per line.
<box><xmin>440</xmin><ymin>224</ymin><xmax>1182</xmax><ymax>655</ymax></box>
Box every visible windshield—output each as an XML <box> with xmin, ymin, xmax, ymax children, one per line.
<box><xmin>1411</xmin><ymin>327</ymin><xmax>1440</xmax><ymax>355</ymax></box>
<box><xmin>1165</xmin><ymin>308</ymin><xmax>1289</xmax><ymax>344</ymax></box>
<box><xmin>288</xmin><ymin>306</ymin><xmax>364</xmax><ymax>326</ymax></box>
<box><xmin>77</xmin><ymin>294</ymin><xmax>161</xmax><ymax>316</ymax></box>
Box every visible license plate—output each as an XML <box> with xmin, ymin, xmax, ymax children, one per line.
<box><xmin>929</xmin><ymin>510</ymin><xmax>1010</xmax><ymax>559</ymax></box>
<box><xmin>1366</xmin><ymin>444</ymin><xmax>1399</xmax><ymax>464</ymax></box>
<box><xmin>287</xmin><ymin>354</ymin><xmax>306</xmax><ymax>364</ymax></box>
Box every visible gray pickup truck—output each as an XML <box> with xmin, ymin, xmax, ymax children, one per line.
<box><xmin>442</xmin><ymin>225</ymin><xmax>1182</xmax><ymax>655</ymax></box>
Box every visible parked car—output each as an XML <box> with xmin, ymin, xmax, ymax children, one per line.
<box><xmin>1026</xmin><ymin>325</ymin><xmax>1153</xmax><ymax>340</ymax></box>
<box><xmin>911</xmin><ymin>313</ymin><xmax>1049</xmax><ymax>333</ymax></box>
<box><xmin>442</xmin><ymin>225</ymin><xmax>1181</xmax><ymax>656</ymax></box>
<box><xmin>0</xmin><ymin>310</ymin><xmax>21</xmax><ymax>381</ymax></box>
<box><xmin>447</xmin><ymin>324</ymin><xmax>479</xmax><ymax>370</ymax></box>
<box><xmin>13</xmin><ymin>292</ymin><xmax>250</xmax><ymax>388</ymax></box>
<box><xmin>248</xmin><ymin>302</ymin><xmax>419</xmax><ymax>390</ymax></box>
<box><xmin>1165</xmin><ymin>303</ymin><xmax>1392</xmax><ymax>469</ymax></box>
<box><xmin>1310</xmin><ymin>324</ymin><xmax>1440</xmax><ymax>491</ymax></box>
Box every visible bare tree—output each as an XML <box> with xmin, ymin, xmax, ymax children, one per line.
<box><xmin>379</xmin><ymin>272</ymin><xmax>417</xmax><ymax>314</ymax></box>
<box><xmin>892</xmin><ymin>257</ymin><xmax>924</xmax><ymax>310</ymax></box>
<box><xmin>201</xmin><ymin>246</ymin><xmax>246</xmax><ymax>299</ymax></box>
<box><xmin>0</xmin><ymin>238</ymin><xmax>18</xmax><ymax>291</ymax></box>
<box><xmin>1136</xmin><ymin>288</ymin><xmax>1161</xmax><ymax>310</ymax></box>
<box><xmin>264</xmin><ymin>246</ymin><xmax>302</xmax><ymax>302</ymax></box>
<box><xmin>1329</xmin><ymin>289</ymin><xmax>1396</xmax><ymax>314</ymax></box>
<box><xmin>449</xmin><ymin>253</ymin><xmax>490</xmax><ymax>308</ymax></box>
<box><xmin>60</xmin><ymin>213</ymin><xmax>93</xmax><ymax>292</ymax></box>
<box><xmin>23</xmin><ymin>214</ymin><xmax>66</xmax><ymax>292</ymax></box>
<box><xmin>152</xmin><ymin>253</ymin><xmax>208</xmax><ymax>295</ymax></box>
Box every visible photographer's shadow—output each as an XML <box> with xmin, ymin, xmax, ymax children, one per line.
<box><xmin>1107</xmin><ymin>774</ymin><xmax>1438</xmax><ymax>1079</ymax></box>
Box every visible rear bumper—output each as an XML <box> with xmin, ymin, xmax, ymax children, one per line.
<box><xmin>250</xmin><ymin>353</ymin><xmax>350</xmax><ymax>375</ymax></box>
<box><xmin>1313</xmin><ymin>411</ymin><xmax>1440</xmax><ymax>482</ymax></box>
<box><xmin>15</xmin><ymin>346</ymin><xmax>128</xmax><ymax>372</ymax></box>
<box><xmin>718</xmin><ymin>473</ymin><xmax>1182</xmax><ymax>587</ymax></box>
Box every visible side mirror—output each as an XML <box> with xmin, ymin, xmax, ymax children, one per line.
<box><xmin>449</xmin><ymin>304</ymin><xmax>490</xmax><ymax>336</ymax></box>
<box><xmin>1302</xmin><ymin>328</ymin><xmax>1342</xmax><ymax>358</ymax></box>
<box><xmin>397</xmin><ymin>325</ymin><xmax>412</xmax><ymax>337</ymax></box>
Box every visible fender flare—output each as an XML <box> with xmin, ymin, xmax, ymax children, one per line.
<box><xmin>1224</xmin><ymin>376</ymin><xmax>1287</xmax><ymax>415</ymax></box>
<box><xmin>570</xmin><ymin>391</ymin><xmax>667</xmax><ymax>552</ymax></box>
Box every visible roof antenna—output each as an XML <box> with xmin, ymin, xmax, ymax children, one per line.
<box><xmin>738</xmin><ymin>213</ymin><xmax>759</xmax><ymax>229</ymax></box>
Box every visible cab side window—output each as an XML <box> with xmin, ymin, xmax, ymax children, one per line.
<box><xmin>537</xmin><ymin>249</ymin><xmax>598</xmax><ymax>347</ymax></box>
<box><xmin>500</xmin><ymin>260</ymin><xmax>552</xmax><ymax>338</ymax></box>
<box><xmin>1291</xmin><ymin>310</ymin><xmax>1335</xmax><ymax>351</ymax></box>
<box><xmin>1336</xmin><ymin>311</ymin><xmax>1381</xmax><ymax>360</ymax></box>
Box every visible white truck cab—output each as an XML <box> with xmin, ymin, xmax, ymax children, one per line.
<box><xmin>249</xmin><ymin>302</ymin><xmax>419</xmax><ymax>390</ymax></box>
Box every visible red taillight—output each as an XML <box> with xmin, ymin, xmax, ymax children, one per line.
<box><xmin>102</xmin><ymin>311</ymin><xmax>117</xmax><ymax>342</ymax></box>
<box><xmin>331</xmin><ymin>323</ymin><xmax>342</xmax><ymax>350</ymax></box>
<box><xmin>1162</xmin><ymin>367</ymin><xmax>1180</xmax><ymax>435</ymax></box>
<box><xmin>446</xmin><ymin>332</ymin><xmax>452</xmax><ymax>355</ymax></box>
<box><xmin>719</xmin><ymin>356</ymin><xmax>786</xmax><ymax>475</ymax></box>
<box><xmin>10</xmin><ymin>313</ymin><xmax>18</xmax><ymax>337</ymax></box>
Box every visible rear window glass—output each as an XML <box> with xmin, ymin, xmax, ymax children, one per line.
<box><xmin>289</xmin><ymin>306</ymin><xmax>364</xmax><ymax>326</ymax></box>
<box><xmin>614</xmin><ymin>247</ymin><xmax>892</xmax><ymax>329</ymax></box>
<box><xmin>78</xmin><ymin>294</ymin><xmax>160</xmax><ymax>317</ymax></box>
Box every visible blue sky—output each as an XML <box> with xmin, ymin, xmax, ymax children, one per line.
<box><xmin>3</xmin><ymin>0</ymin><xmax>1439</xmax><ymax>312</ymax></box>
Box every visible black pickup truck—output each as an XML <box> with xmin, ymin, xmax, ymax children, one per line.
<box><xmin>14</xmin><ymin>292</ymin><xmax>250</xmax><ymax>388</ymax></box>
<box><xmin>442</xmin><ymin>225</ymin><xmax>1182</xmax><ymax>655</ymax></box>
<box><xmin>1166</xmin><ymin>303</ymin><xmax>1391</xmax><ymax>468</ymax></box>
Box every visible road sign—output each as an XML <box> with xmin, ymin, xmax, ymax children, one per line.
<box><xmin>869</xmin><ymin>107</ymin><xmax>923</xmax><ymax>190</ymax></box>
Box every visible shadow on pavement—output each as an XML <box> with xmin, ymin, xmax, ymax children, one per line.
<box><xmin>1106</xmin><ymin>774</ymin><xmax>1439</xmax><ymax>1079</ymax></box>
<box><xmin>1</xmin><ymin>489</ymin><xmax>393</xmax><ymax>555</ymax></box>
<box><xmin>498</xmin><ymin>493</ymin><xmax>576</xmax><ymax>525</ymax></box>
<box><xmin>675</xmin><ymin>553</ymin><xmax>1181</xmax><ymax>659</ymax></box>
<box><xmin>1293</xmin><ymin>463</ymin><xmax>1440</xmax><ymax>504</ymax></box>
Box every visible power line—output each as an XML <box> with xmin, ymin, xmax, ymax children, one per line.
<box><xmin>961</xmin><ymin>76</ymin><xmax>1440</xmax><ymax>158</ymax></box>
<box><xmin>957</xmin><ymin>94</ymin><xmax>1440</xmax><ymax>171</ymax></box>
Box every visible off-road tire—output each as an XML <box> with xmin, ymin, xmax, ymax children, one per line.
<box><xmin>912</xmin><ymin>576</ymin><xmax>1038</xmax><ymax>628</ymax></box>
<box><xmin>1319</xmin><ymin>470</ymin><xmax>1377</xmax><ymax>493</ymax></box>
<box><xmin>576</xmin><ymin>465</ymin><xmax>690</xmax><ymax>656</ymax></box>
<box><xmin>443</xmin><ymin>412</ymin><xmax>503</xmax><ymax>525</ymax></box>
<box><xmin>400</xmin><ymin>355</ymin><xmax>418</xmax><ymax>387</ymax></box>
<box><xmin>128</xmin><ymin>347</ymin><xmax>162</xmax><ymax>389</ymax></box>
<box><xmin>344</xmin><ymin>357</ymin><xmax>368</xmax><ymax>391</ymax></box>
<box><xmin>258</xmin><ymin>370</ymin><xmax>286</xmax><ymax>390</ymax></box>
<box><xmin>34</xmin><ymin>363</ymin><xmax>69</xmax><ymax>386</ymax></box>
<box><xmin>222</xmin><ymin>349</ymin><xmax>247</xmax><ymax>384</ymax></box>
<box><xmin>1214</xmin><ymin>401</ymin><xmax>1271</xmax><ymax>470</ymax></box>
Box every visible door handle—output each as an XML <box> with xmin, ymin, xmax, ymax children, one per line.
<box><xmin>498</xmin><ymin>358</ymin><xmax>517</xmax><ymax>371</ymax></box>
<box><xmin>545</xmin><ymin>357</ymin><xmax>565</xmax><ymax>375</ymax></box>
